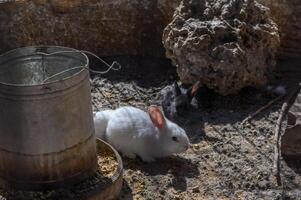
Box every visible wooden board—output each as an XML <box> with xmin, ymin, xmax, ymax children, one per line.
<box><xmin>282</xmin><ymin>85</ymin><xmax>301</xmax><ymax>157</ymax></box>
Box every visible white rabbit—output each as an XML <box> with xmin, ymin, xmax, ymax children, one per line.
<box><xmin>93</xmin><ymin>106</ymin><xmax>190</xmax><ymax>162</ymax></box>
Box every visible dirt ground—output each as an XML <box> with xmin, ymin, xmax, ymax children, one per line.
<box><xmin>91</xmin><ymin>56</ymin><xmax>301</xmax><ymax>200</ymax></box>
<box><xmin>0</xmin><ymin>56</ymin><xmax>299</xmax><ymax>200</ymax></box>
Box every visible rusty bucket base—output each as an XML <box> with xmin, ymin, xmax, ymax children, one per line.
<box><xmin>0</xmin><ymin>135</ymin><xmax>97</xmax><ymax>191</ymax></box>
<box><xmin>0</xmin><ymin>139</ymin><xmax>123</xmax><ymax>200</ymax></box>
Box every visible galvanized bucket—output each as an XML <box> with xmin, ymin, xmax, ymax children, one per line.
<box><xmin>0</xmin><ymin>46</ymin><xmax>97</xmax><ymax>190</ymax></box>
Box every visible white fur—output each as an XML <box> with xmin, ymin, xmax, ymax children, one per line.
<box><xmin>94</xmin><ymin>110</ymin><xmax>114</xmax><ymax>140</ymax></box>
<box><xmin>93</xmin><ymin>106</ymin><xmax>190</xmax><ymax>162</ymax></box>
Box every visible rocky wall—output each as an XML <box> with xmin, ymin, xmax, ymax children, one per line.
<box><xmin>0</xmin><ymin>0</ymin><xmax>180</xmax><ymax>57</ymax></box>
<box><xmin>0</xmin><ymin>0</ymin><xmax>300</xmax><ymax>59</ymax></box>
<box><xmin>258</xmin><ymin>0</ymin><xmax>301</xmax><ymax>58</ymax></box>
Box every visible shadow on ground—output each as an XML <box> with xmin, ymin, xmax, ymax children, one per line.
<box><xmin>123</xmin><ymin>155</ymin><xmax>200</xmax><ymax>192</ymax></box>
<box><xmin>118</xmin><ymin>180</ymin><xmax>133</xmax><ymax>200</ymax></box>
<box><xmin>91</xmin><ymin>56</ymin><xmax>301</xmax><ymax>199</ymax></box>
<box><xmin>283</xmin><ymin>155</ymin><xmax>301</xmax><ymax>175</ymax></box>
<box><xmin>90</xmin><ymin>56</ymin><xmax>177</xmax><ymax>88</ymax></box>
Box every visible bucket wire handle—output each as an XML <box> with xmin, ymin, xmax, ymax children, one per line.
<box><xmin>35</xmin><ymin>50</ymin><xmax>121</xmax><ymax>83</ymax></box>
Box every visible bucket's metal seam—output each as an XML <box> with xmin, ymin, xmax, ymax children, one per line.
<box><xmin>0</xmin><ymin>133</ymin><xmax>95</xmax><ymax>156</ymax></box>
<box><xmin>0</xmin><ymin>165</ymin><xmax>96</xmax><ymax>186</ymax></box>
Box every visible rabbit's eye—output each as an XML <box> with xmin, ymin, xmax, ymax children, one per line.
<box><xmin>172</xmin><ymin>136</ymin><xmax>179</xmax><ymax>142</ymax></box>
<box><xmin>176</xmin><ymin>105</ymin><xmax>186</xmax><ymax>113</ymax></box>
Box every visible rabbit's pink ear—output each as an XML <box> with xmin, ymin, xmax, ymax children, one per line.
<box><xmin>148</xmin><ymin>106</ymin><xmax>165</xmax><ymax>129</ymax></box>
<box><xmin>190</xmin><ymin>81</ymin><xmax>202</xmax><ymax>97</ymax></box>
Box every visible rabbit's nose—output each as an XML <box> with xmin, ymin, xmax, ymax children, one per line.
<box><xmin>185</xmin><ymin>143</ymin><xmax>191</xmax><ymax>150</ymax></box>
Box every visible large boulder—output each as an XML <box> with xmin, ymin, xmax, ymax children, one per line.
<box><xmin>163</xmin><ymin>0</ymin><xmax>280</xmax><ymax>95</ymax></box>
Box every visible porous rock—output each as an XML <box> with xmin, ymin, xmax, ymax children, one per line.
<box><xmin>163</xmin><ymin>0</ymin><xmax>280</xmax><ymax>95</ymax></box>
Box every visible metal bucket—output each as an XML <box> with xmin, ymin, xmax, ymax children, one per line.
<box><xmin>0</xmin><ymin>46</ymin><xmax>97</xmax><ymax>190</ymax></box>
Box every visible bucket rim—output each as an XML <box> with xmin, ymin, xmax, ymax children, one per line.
<box><xmin>0</xmin><ymin>45</ymin><xmax>89</xmax><ymax>87</ymax></box>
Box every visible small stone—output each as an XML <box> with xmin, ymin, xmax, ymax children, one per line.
<box><xmin>159</xmin><ymin>190</ymin><xmax>165</xmax><ymax>195</ymax></box>
<box><xmin>258</xmin><ymin>181</ymin><xmax>269</xmax><ymax>189</ymax></box>
<box><xmin>244</xmin><ymin>182</ymin><xmax>250</xmax><ymax>189</ymax></box>
<box><xmin>193</xmin><ymin>144</ymin><xmax>200</xmax><ymax>150</ymax></box>
<box><xmin>192</xmin><ymin>186</ymin><xmax>200</xmax><ymax>193</ymax></box>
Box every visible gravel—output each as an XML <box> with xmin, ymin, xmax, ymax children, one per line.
<box><xmin>90</xmin><ymin>57</ymin><xmax>301</xmax><ymax>200</ymax></box>
<box><xmin>0</xmin><ymin>56</ymin><xmax>299</xmax><ymax>200</ymax></box>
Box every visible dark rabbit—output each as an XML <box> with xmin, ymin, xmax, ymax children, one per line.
<box><xmin>161</xmin><ymin>81</ymin><xmax>215</xmax><ymax>121</ymax></box>
<box><xmin>193</xmin><ymin>84</ymin><xmax>216</xmax><ymax>109</ymax></box>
